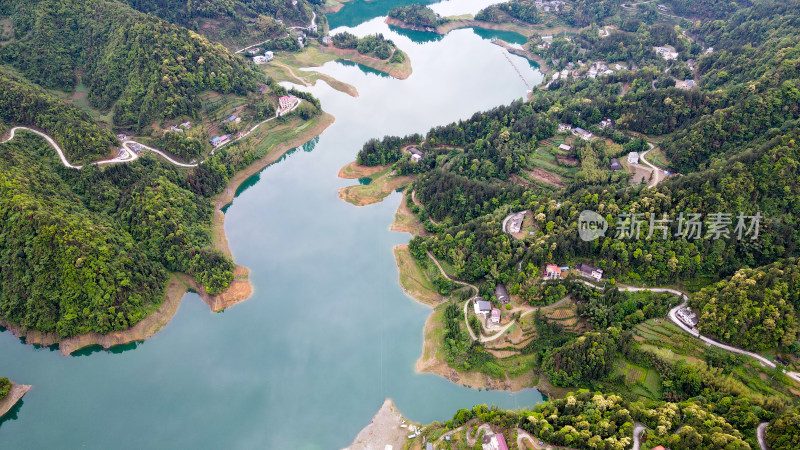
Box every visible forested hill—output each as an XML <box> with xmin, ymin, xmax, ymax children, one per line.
<box><xmin>355</xmin><ymin>0</ymin><xmax>800</xmax><ymax>341</ymax></box>
<box><xmin>0</xmin><ymin>0</ymin><xmax>326</xmax><ymax>339</ymax></box>
<box><xmin>120</xmin><ymin>0</ymin><xmax>323</xmax><ymax>47</ymax></box>
<box><xmin>0</xmin><ymin>0</ymin><xmax>262</xmax><ymax>129</ymax></box>
<box><xmin>0</xmin><ymin>133</ymin><xmax>169</xmax><ymax>337</ymax></box>
<box><xmin>0</xmin><ymin>69</ymin><xmax>116</xmax><ymax>163</ymax></box>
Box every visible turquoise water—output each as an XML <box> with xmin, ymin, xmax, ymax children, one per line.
<box><xmin>0</xmin><ymin>5</ymin><xmax>545</xmax><ymax>450</ymax></box>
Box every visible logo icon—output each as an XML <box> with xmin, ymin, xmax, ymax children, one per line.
<box><xmin>578</xmin><ymin>210</ymin><xmax>608</xmax><ymax>241</ymax></box>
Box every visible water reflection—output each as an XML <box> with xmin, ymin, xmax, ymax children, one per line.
<box><xmin>0</xmin><ymin>399</ymin><xmax>25</xmax><ymax>429</ymax></box>
<box><xmin>70</xmin><ymin>341</ymin><xmax>142</xmax><ymax>357</ymax></box>
<box><xmin>388</xmin><ymin>25</ymin><xmax>445</xmax><ymax>44</ymax></box>
<box><xmin>336</xmin><ymin>59</ymin><xmax>391</xmax><ymax>78</ymax></box>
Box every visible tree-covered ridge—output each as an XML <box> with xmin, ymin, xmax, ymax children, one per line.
<box><xmin>121</xmin><ymin>0</ymin><xmax>317</xmax><ymax>29</ymax></box>
<box><xmin>0</xmin><ymin>0</ymin><xmax>262</xmax><ymax>129</ymax></box>
<box><xmin>543</xmin><ymin>331</ymin><xmax>617</xmax><ymax>387</ymax></box>
<box><xmin>690</xmin><ymin>259</ymin><xmax>800</xmax><ymax>352</ymax></box>
<box><xmin>331</xmin><ymin>32</ymin><xmax>404</xmax><ymax>61</ymax></box>
<box><xmin>661</xmin><ymin>0</ymin><xmax>751</xmax><ymax>20</ymax></box>
<box><xmin>431</xmin><ymin>390</ymin><xmax>772</xmax><ymax>450</ymax></box>
<box><xmin>0</xmin><ymin>134</ymin><xmax>168</xmax><ymax>337</ymax></box>
<box><xmin>387</xmin><ymin>4</ymin><xmax>444</xmax><ymax>28</ymax></box>
<box><xmin>767</xmin><ymin>408</ymin><xmax>800</xmax><ymax>450</ymax></box>
<box><xmin>475</xmin><ymin>0</ymin><xmax>541</xmax><ymax>25</ymax></box>
<box><xmin>0</xmin><ymin>69</ymin><xmax>116</xmax><ymax>163</ymax></box>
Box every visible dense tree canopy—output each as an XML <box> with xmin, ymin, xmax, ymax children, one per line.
<box><xmin>1</xmin><ymin>0</ymin><xmax>263</xmax><ymax>129</ymax></box>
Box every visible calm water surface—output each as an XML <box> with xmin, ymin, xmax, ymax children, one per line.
<box><xmin>1</xmin><ymin>3</ymin><xmax>544</xmax><ymax>449</ymax></box>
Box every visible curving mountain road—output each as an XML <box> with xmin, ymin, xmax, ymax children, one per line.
<box><xmin>607</xmin><ymin>283</ymin><xmax>800</xmax><ymax>384</ymax></box>
<box><xmin>0</xmin><ymin>100</ymin><xmax>300</xmax><ymax>171</ymax></box>
<box><xmin>1</xmin><ymin>127</ymin><xmax>84</xmax><ymax>169</ymax></box>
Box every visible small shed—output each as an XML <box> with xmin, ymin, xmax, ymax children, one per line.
<box><xmin>495</xmin><ymin>284</ymin><xmax>509</xmax><ymax>304</ymax></box>
<box><xmin>558</xmin><ymin>143</ymin><xmax>572</xmax><ymax>152</ymax></box>
<box><xmin>610</xmin><ymin>158</ymin><xmax>623</xmax><ymax>171</ymax></box>
<box><xmin>408</xmin><ymin>147</ymin><xmax>424</xmax><ymax>162</ymax></box>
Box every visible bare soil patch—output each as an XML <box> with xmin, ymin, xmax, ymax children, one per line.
<box><xmin>346</xmin><ymin>399</ymin><xmax>411</xmax><ymax>450</ymax></box>
<box><xmin>557</xmin><ymin>155</ymin><xmax>579</xmax><ymax>166</ymax></box>
<box><xmin>337</xmin><ymin>161</ymin><xmax>387</xmax><ymax>179</ymax></box>
<box><xmin>530</xmin><ymin>168</ymin><xmax>566</xmax><ymax>188</ymax></box>
<box><xmin>391</xmin><ymin>193</ymin><xmax>429</xmax><ymax>236</ymax></box>
<box><xmin>338</xmin><ymin>173</ymin><xmax>414</xmax><ymax>206</ymax></box>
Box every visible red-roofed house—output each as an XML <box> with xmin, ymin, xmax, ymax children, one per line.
<box><xmin>544</xmin><ymin>264</ymin><xmax>562</xmax><ymax>280</ymax></box>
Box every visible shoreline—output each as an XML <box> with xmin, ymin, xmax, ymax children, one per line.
<box><xmin>491</xmin><ymin>38</ymin><xmax>550</xmax><ymax>74</ymax></box>
<box><xmin>414</xmin><ymin>305</ymin><xmax>538</xmax><ymax>392</ymax></box>
<box><xmin>345</xmin><ymin>398</ymin><xmax>412</xmax><ymax>449</ymax></box>
<box><xmin>386</xmin><ymin>196</ymin><xmax>540</xmax><ymax>393</ymax></box>
<box><xmin>1</xmin><ymin>112</ymin><xmax>335</xmax><ymax>356</ymax></box>
<box><xmin>385</xmin><ymin>16</ymin><xmax>564</xmax><ymax>39</ymax></box>
<box><xmin>337</xmin><ymin>160</ymin><xmax>415</xmax><ymax>206</ymax></box>
<box><xmin>318</xmin><ymin>45</ymin><xmax>413</xmax><ymax>80</ymax></box>
<box><xmin>0</xmin><ymin>382</ymin><xmax>32</xmax><ymax>420</ymax></box>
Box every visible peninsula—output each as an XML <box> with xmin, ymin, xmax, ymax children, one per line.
<box><xmin>0</xmin><ymin>378</ymin><xmax>31</xmax><ymax>421</ymax></box>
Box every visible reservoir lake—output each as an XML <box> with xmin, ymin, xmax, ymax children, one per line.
<box><xmin>1</xmin><ymin>2</ymin><xmax>545</xmax><ymax>448</ymax></box>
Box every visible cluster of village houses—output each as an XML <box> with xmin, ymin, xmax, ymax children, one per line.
<box><xmin>533</xmin><ymin>0</ymin><xmax>565</xmax><ymax>12</ymax></box>
<box><xmin>207</xmin><ymin>95</ymin><xmax>300</xmax><ymax>147</ymax></box>
<box><xmin>538</xmin><ymin>31</ymin><xmax>700</xmax><ymax>91</ymax></box>
<box><xmin>556</xmin><ymin>121</ymin><xmax>643</xmax><ymax>172</ymax></box>
<box><xmin>472</xmin><ymin>262</ymin><xmax>604</xmax><ymax>328</ymax></box>
<box><xmin>250</xmin><ymin>49</ymin><xmax>275</xmax><ymax>64</ymax></box>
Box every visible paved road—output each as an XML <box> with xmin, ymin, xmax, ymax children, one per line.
<box><xmin>757</xmin><ymin>422</ymin><xmax>768</xmax><ymax>450</ymax></box>
<box><xmin>122</xmin><ymin>141</ymin><xmax>198</xmax><ymax>167</ymax></box>
<box><xmin>1</xmin><ymin>127</ymin><xmax>84</xmax><ymax>168</ymax></box>
<box><xmin>602</xmin><ymin>283</ymin><xmax>800</xmax><ymax>384</ymax></box>
<box><xmin>638</xmin><ymin>147</ymin><xmax>664</xmax><ymax>188</ymax></box>
<box><xmin>1</xmin><ymin>100</ymin><xmax>300</xmax><ymax>170</ymax></box>
<box><xmin>427</xmin><ymin>251</ymin><xmax>572</xmax><ymax>342</ymax></box>
<box><xmin>632</xmin><ymin>422</ymin><xmax>646</xmax><ymax>450</ymax></box>
<box><xmin>235</xmin><ymin>11</ymin><xmax>317</xmax><ymax>54</ymax></box>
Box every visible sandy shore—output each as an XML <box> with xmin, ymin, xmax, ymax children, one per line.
<box><xmin>0</xmin><ymin>113</ymin><xmax>335</xmax><ymax>356</ymax></box>
<box><xmin>344</xmin><ymin>398</ymin><xmax>414</xmax><ymax>450</ymax></box>
<box><xmin>0</xmin><ymin>382</ymin><xmax>32</xmax><ymax>419</ymax></box>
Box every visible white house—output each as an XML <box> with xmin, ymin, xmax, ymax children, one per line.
<box><xmin>573</xmin><ymin>127</ymin><xmax>593</xmax><ymax>140</ymax></box>
<box><xmin>628</xmin><ymin>151</ymin><xmax>640</xmax><ymax>164</ymax></box>
<box><xmin>264</xmin><ymin>51</ymin><xmax>274</xmax><ymax>61</ymax></box>
<box><xmin>576</xmin><ymin>263</ymin><xmax>603</xmax><ymax>282</ymax></box>
<box><xmin>653</xmin><ymin>46</ymin><xmax>678</xmax><ymax>60</ymax></box>
<box><xmin>558</xmin><ymin>143</ymin><xmax>571</xmax><ymax>152</ymax></box>
<box><xmin>473</xmin><ymin>299</ymin><xmax>492</xmax><ymax>316</ymax></box>
<box><xmin>279</xmin><ymin>95</ymin><xmax>300</xmax><ymax>111</ymax></box>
